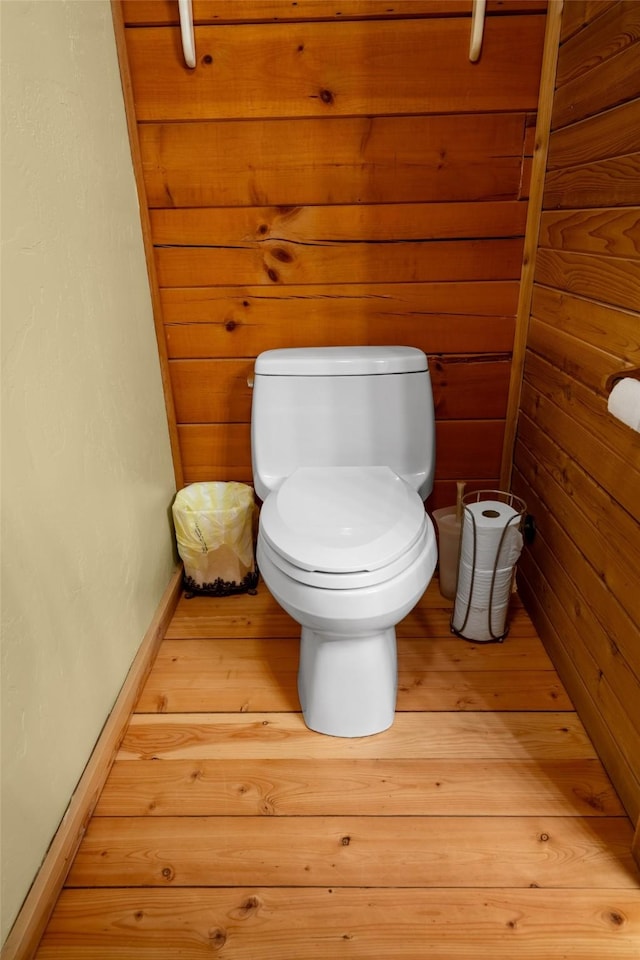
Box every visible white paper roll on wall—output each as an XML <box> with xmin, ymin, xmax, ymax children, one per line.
<box><xmin>608</xmin><ymin>377</ymin><xmax>640</xmax><ymax>432</ymax></box>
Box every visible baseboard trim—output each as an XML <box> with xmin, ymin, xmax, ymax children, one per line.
<box><xmin>1</xmin><ymin>565</ymin><xmax>183</xmax><ymax>960</ymax></box>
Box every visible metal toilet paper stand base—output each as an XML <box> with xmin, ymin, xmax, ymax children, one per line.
<box><xmin>450</xmin><ymin>489</ymin><xmax>526</xmax><ymax>644</ymax></box>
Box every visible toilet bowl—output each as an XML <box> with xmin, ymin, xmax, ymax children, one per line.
<box><xmin>257</xmin><ymin>465</ymin><xmax>437</xmax><ymax>737</ymax></box>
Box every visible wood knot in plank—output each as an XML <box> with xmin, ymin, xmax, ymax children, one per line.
<box><xmin>229</xmin><ymin>895</ymin><xmax>263</xmax><ymax>921</ymax></box>
<box><xmin>208</xmin><ymin>928</ymin><xmax>227</xmax><ymax>949</ymax></box>
<box><xmin>606</xmin><ymin>910</ymin><xmax>626</xmax><ymax>927</ymax></box>
<box><xmin>574</xmin><ymin>788</ymin><xmax>606</xmax><ymax>812</ymax></box>
<box><xmin>271</xmin><ymin>247</ymin><xmax>293</xmax><ymax>263</ymax></box>
<box><xmin>239</xmin><ymin>896</ymin><xmax>261</xmax><ymax>916</ymax></box>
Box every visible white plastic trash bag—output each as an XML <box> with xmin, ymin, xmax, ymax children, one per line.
<box><xmin>172</xmin><ymin>482</ymin><xmax>257</xmax><ymax>597</ymax></box>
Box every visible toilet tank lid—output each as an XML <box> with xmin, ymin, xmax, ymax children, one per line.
<box><xmin>254</xmin><ymin>346</ymin><xmax>428</xmax><ymax>376</ymax></box>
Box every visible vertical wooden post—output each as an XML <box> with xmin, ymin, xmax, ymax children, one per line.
<box><xmin>110</xmin><ymin>0</ymin><xmax>185</xmax><ymax>490</ymax></box>
<box><xmin>499</xmin><ymin>0</ymin><xmax>564</xmax><ymax>490</ymax></box>
<box><xmin>633</xmin><ymin>816</ymin><xmax>640</xmax><ymax>871</ymax></box>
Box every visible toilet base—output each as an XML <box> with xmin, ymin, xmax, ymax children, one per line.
<box><xmin>298</xmin><ymin>626</ymin><xmax>398</xmax><ymax>737</ymax></box>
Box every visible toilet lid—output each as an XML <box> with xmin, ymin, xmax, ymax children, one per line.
<box><xmin>259</xmin><ymin>466</ymin><xmax>426</xmax><ymax>574</ymax></box>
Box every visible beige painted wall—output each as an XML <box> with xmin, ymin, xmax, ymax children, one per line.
<box><xmin>0</xmin><ymin>0</ymin><xmax>177</xmax><ymax>941</ymax></box>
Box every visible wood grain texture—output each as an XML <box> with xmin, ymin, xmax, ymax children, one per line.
<box><xmin>125</xmin><ymin>17</ymin><xmax>545</xmax><ymax>121</ymax></box>
<box><xmin>118</xmin><ymin>711</ymin><xmax>598</xmax><ymax>762</ymax></box>
<box><xmin>527</xmin><ymin>316</ymin><xmax>634</xmax><ymax>393</ymax></box>
<box><xmin>543</xmin><ymin>154</ymin><xmax>640</xmax><ymax>209</ymax></box>
<box><xmin>498</xmin><ymin>0</ymin><xmax>562</xmax><ymax>488</ymax></box>
<box><xmin>34</xmin><ymin>580</ymin><xmax>640</xmax><ymax>957</ymax></box>
<box><xmin>109</xmin><ymin>0</ymin><xmax>184</xmax><ymax>489</ymax></box>
<box><xmin>116</xmin><ymin>0</ymin><xmax>546</xmax><ymax>509</ymax></box>
<box><xmin>139</xmin><ymin>113</ymin><xmax>528</xmax><ymax>208</ymax></box>
<box><xmin>515</xmin><ymin>547</ymin><xmax>640</xmax><ymax>825</ymax></box>
<box><xmin>534</xmin><ymin>247</ymin><xmax>640</xmax><ymax>312</ymax></box>
<box><xmin>538</xmin><ymin>208</ymin><xmax>640</xmax><ymax>259</ymax></box>
<box><xmin>552</xmin><ymin>37</ymin><xmax>640</xmax><ymax>130</ymax></box>
<box><xmin>520</xmin><ymin>360</ymin><xmax>640</xmax><ymax>521</ymax></box>
<box><xmin>96</xmin><ymin>757</ymin><xmax>624</xmax><ymax>818</ymax></box>
<box><xmin>530</xmin><ymin>286</ymin><xmax>640</xmax><ymax>361</ymax></box>
<box><xmin>555</xmin><ymin>0</ymin><xmax>640</xmax><ymax>89</ymax></box>
<box><xmin>515</xmin><ymin>1</ymin><xmax>640</xmax><ymax>832</ymax></box>
<box><xmin>515</xmin><ymin>405</ymin><xmax>640</xmax><ymax>605</ymax></box>
<box><xmin>513</xmin><ymin>470</ymin><xmax>640</xmax><ymax>745</ymax></box>
<box><xmin>176</xmin><ymin>419</ymin><xmax>507</xmax><ymax>485</ymax></box>
<box><xmin>150</xmin><ymin>202</ymin><xmax>529</xmax><ymax>246</ymax></box>
<box><xmin>163</xmin><ymin>586</ymin><xmax>534</xmax><ymax>639</ymax></box>
<box><xmin>155</xmin><ymin>237</ymin><xmax>526</xmax><ymax>288</ymax></box>
<box><xmin>560</xmin><ymin>0</ymin><xmax>618</xmax><ymax>43</ymax></box>
<box><xmin>168</xmin><ymin>355</ymin><xmax>511</xmax><ymax>423</ymax></box>
<box><xmin>66</xmin><ymin>815</ymin><xmax>637</xmax><ymax>889</ymax></box>
<box><xmin>134</xmin><ymin>635</ymin><xmax>567</xmax><ymax>713</ymax></box>
<box><xmin>37</xmin><ymin>887</ymin><xmax>640</xmax><ymax>960</ymax></box>
<box><xmin>547</xmin><ymin>98</ymin><xmax>640</xmax><ymax>169</ymax></box>
<box><xmin>123</xmin><ymin>0</ymin><xmax>549</xmax><ymax>25</ymax></box>
<box><xmin>161</xmin><ymin>281</ymin><xmax>519</xmax><ymax>358</ymax></box>
<box><xmin>513</xmin><ymin>443</ymin><xmax>640</xmax><ymax>677</ymax></box>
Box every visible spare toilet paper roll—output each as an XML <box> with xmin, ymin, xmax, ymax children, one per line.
<box><xmin>608</xmin><ymin>377</ymin><xmax>640</xmax><ymax>432</ymax></box>
<box><xmin>459</xmin><ymin>499</ymin><xmax>523</xmax><ymax>571</ymax></box>
<box><xmin>452</xmin><ymin>560</ymin><xmax>515</xmax><ymax>641</ymax></box>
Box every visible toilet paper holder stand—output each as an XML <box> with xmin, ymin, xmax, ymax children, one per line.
<box><xmin>450</xmin><ymin>490</ymin><xmax>527</xmax><ymax>644</ymax></box>
<box><xmin>605</xmin><ymin>367</ymin><xmax>640</xmax><ymax>392</ymax></box>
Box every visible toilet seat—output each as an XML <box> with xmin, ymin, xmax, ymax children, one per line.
<box><xmin>259</xmin><ymin>465</ymin><xmax>429</xmax><ymax>589</ymax></box>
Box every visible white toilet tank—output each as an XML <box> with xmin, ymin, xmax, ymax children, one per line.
<box><xmin>251</xmin><ymin>346</ymin><xmax>435</xmax><ymax>501</ymax></box>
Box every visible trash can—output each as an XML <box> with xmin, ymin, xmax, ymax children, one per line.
<box><xmin>172</xmin><ymin>482</ymin><xmax>258</xmax><ymax>597</ymax></box>
<box><xmin>432</xmin><ymin>506</ymin><xmax>463</xmax><ymax>600</ymax></box>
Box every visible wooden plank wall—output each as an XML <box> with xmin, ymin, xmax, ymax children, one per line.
<box><xmin>118</xmin><ymin>0</ymin><xmax>547</xmax><ymax>510</ymax></box>
<box><xmin>512</xmin><ymin>0</ymin><xmax>640</xmax><ymax>823</ymax></box>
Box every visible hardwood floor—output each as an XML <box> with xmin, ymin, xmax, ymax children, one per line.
<box><xmin>36</xmin><ymin>581</ymin><xmax>640</xmax><ymax>957</ymax></box>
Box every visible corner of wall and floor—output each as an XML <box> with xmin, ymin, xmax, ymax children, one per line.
<box><xmin>1</xmin><ymin>0</ymin><xmax>178</xmax><ymax>953</ymax></box>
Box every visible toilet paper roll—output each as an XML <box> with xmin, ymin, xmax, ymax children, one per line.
<box><xmin>608</xmin><ymin>377</ymin><xmax>640</xmax><ymax>432</ymax></box>
<box><xmin>459</xmin><ymin>500</ymin><xmax>523</xmax><ymax>571</ymax></box>
<box><xmin>452</xmin><ymin>559</ymin><xmax>515</xmax><ymax>642</ymax></box>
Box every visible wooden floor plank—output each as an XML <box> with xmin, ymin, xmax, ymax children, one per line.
<box><xmin>118</xmin><ymin>711</ymin><xmax>598</xmax><ymax>761</ymax></box>
<box><xmin>138</xmin><ymin>663</ymin><xmax>568</xmax><ymax>714</ymax></box>
<box><xmin>67</xmin><ymin>816</ymin><xmax>638</xmax><ymax>889</ymax></box>
<box><xmin>38</xmin><ymin>887</ymin><xmax>640</xmax><ymax>960</ymax></box>
<box><xmin>165</xmin><ymin>581</ymin><xmax>534</xmax><ymax>640</ymax></box>
<box><xmin>136</xmin><ymin>668</ymin><xmax>570</xmax><ymax>713</ymax></box>
<box><xmin>34</xmin><ymin>581</ymin><xmax>640</xmax><ymax>958</ymax></box>
<box><xmin>37</xmin><ymin>887</ymin><xmax>640</xmax><ymax>960</ymax></box>
<box><xmin>96</xmin><ymin>758</ymin><xmax>626</xmax><ymax>818</ymax></box>
<box><xmin>146</xmin><ymin>633</ymin><xmax>556</xmax><ymax>678</ymax></box>
<box><xmin>137</xmin><ymin>635</ymin><xmax>565</xmax><ymax>712</ymax></box>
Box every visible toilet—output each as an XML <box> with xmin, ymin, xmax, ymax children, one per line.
<box><xmin>251</xmin><ymin>346</ymin><xmax>437</xmax><ymax>737</ymax></box>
